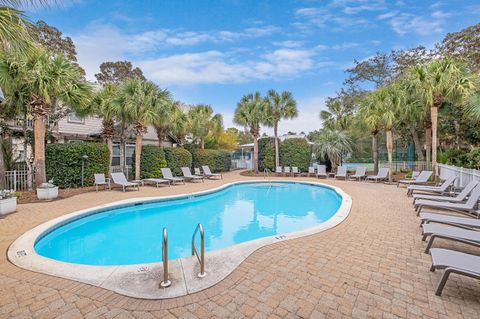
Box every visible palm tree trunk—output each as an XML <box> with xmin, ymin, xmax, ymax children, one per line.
<box><xmin>119</xmin><ymin>125</ymin><xmax>126</xmax><ymax>174</ymax></box>
<box><xmin>424</xmin><ymin>119</ymin><xmax>432</xmax><ymax>170</ymax></box>
<box><xmin>33</xmin><ymin>115</ymin><xmax>46</xmax><ymax>186</ymax></box>
<box><xmin>372</xmin><ymin>131</ymin><xmax>379</xmax><ymax>174</ymax></box>
<box><xmin>431</xmin><ymin>105</ymin><xmax>439</xmax><ymax>176</ymax></box>
<box><xmin>386</xmin><ymin>129</ymin><xmax>393</xmax><ymax>182</ymax></box>
<box><xmin>253</xmin><ymin>134</ymin><xmax>259</xmax><ymax>173</ymax></box>
<box><xmin>106</xmin><ymin>138</ymin><xmax>113</xmax><ymax>174</ymax></box>
<box><xmin>135</xmin><ymin>134</ymin><xmax>142</xmax><ymax>180</ymax></box>
<box><xmin>156</xmin><ymin>127</ymin><xmax>166</xmax><ymax>149</ymax></box>
<box><xmin>0</xmin><ymin>135</ymin><xmax>5</xmax><ymax>189</ymax></box>
<box><xmin>410</xmin><ymin>126</ymin><xmax>425</xmax><ymax>161</ymax></box>
<box><xmin>274</xmin><ymin>123</ymin><xmax>279</xmax><ymax>167</ymax></box>
<box><xmin>200</xmin><ymin>138</ymin><xmax>205</xmax><ymax>149</ymax></box>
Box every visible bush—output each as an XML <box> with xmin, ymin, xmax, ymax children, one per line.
<box><xmin>164</xmin><ymin>147</ymin><xmax>192</xmax><ymax>175</ymax></box>
<box><xmin>191</xmin><ymin>148</ymin><xmax>231</xmax><ymax>172</ymax></box>
<box><xmin>132</xmin><ymin>145</ymin><xmax>167</xmax><ymax>178</ymax></box>
<box><xmin>442</xmin><ymin>148</ymin><xmax>470</xmax><ymax>167</ymax></box>
<box><xmin>45</xmin><ymin>143</ymin><xmax>110</xmax><ymax>188</ymax></box>
<box><xmin>258</xmin><ymin>137</ymin><xmax>276</xmax><ymax>171</ymax></box>
<box><xmin>279</xmin><ymin>138</ymin><xmax>311</xmax><ymax>172</ymax></box>
<box><xmin>466</xmin><ymin>148</ymin><xmax>480</xmax><ymax>169</ymax></box>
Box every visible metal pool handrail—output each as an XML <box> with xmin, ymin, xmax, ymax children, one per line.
<box><xmin>192</xmin><ymin>223</ymin><xmax>206</xmax><ymax>278</ymax></box>
<box><xmin>160</xmin><ymin>227</ymin><xmax>171</xmax><ymax>288</ymax></box>
<box><xmin>264</xmin><ymin>168</ymin><xmax>270</xmax><ymax>179</ymax></box>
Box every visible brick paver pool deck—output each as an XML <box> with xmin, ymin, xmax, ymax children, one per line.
<box><xmin>1</xmin><ymin>171</ymin><xmax>479</xmax><ymax>318</ymax></box>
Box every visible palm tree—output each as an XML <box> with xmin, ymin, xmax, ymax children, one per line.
<box><xmin>154</xmin><ymin>99</ymin><xmax>189</xmax><ymax>150</ymax></box>
<box><xmin>359</xmin><ymin>93</ymin><xmax>382</xmax><ymax>174</ymax></box>
<box><xmin>378</xmin><ymin>86</ymin><xmax>400</xmax><ymax>181</ymax></box>
<box><xmin>234</xmin><ymin>92</ymin><xmax>269</xmax><ymax>173</ymax></box>
<box><xmin>0</xmin><ymin>48</ymin><xmax>92</xmax><ymax>186</ymax></box>
<box><xmin>265</xmin><ymin>89</ymin><xmax>297</xmax><ymax>167</ymax></box>
<box><xmin>312</xmin><ymin>129</ymin><xmax>353</xmax><ymax>171</ymax></box>
<box><xmin>397</xmin><ymin>79</ymin><xmax>426</xmax><ymax>162</ymax></box>
<box><xmin>115</xmin><ymin>79</ymin><xmax>159</xmax><ymax>180</ymax></box>
<box><xmin>91</xmin><ymin>84</ymin><xmax>118</xmax><ymax>171</ymax></box>
<box><xmin>187</xmin><ymin>104</ymin><xmax>223</xmax><ymax>149</ymax></box>
<box><xmin>169</xmin><ymin>104</ymin><xmax>188</xmax><ymax>145</ymax></box>
<box><xmin>320</xmin><ymin>100</ymin><xmax>352</xmax><ymax>131</ymax></box>
<box><xmin>0</xmin><ymin>1</ymin><xmax>54</xmax><ymax>53</ymax></box>
<box><xmin>407</xmin><ymin>58</ymin><xmax>476</xmax><ymax>174</ymax></box>
<box><xmin>465</xmin><ymin>92</ymin><xmax>480</xmax><ymax>121</ymax></box>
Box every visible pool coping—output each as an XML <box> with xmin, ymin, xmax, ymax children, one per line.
<box><xmin>8</xmin><ymin>179</ymin><xmax>352</xmax><ymax>299</ymax></box>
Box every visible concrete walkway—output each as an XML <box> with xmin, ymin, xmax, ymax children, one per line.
<box><xmin>1</xmin><ymin>171</ymin><xmax>479</xmax><ymax>318</ymax></box>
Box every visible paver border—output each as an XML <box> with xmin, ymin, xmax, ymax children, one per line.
<box><xmin>7</xmin><ymin>179</ymin><xmax>352</xmax><ymax>299</ymax></box>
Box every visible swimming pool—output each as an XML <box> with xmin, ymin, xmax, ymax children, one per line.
<box><xmin>34</xmin><ymin>182</ymin><xmax>342</xmax><ymax>266</ymax></box>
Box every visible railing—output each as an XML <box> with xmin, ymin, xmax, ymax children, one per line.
<box><xmin>4</xmin><ymin>168</ymin><xmax>34</xmax><ymax>191</ymax></box>
<box><xmin>438</xmin><ymin>164</ymin><xmax>480</xmax><ymax>188</ymax></box>
<box><xmin>263</xmin><ymin>168</ymin><xmax>270</xmax><ymax>179</ymax></box>
<box><xmin>343</xmin><ymin>161</ymin><xmax>428</xmax><ymax>173</ymax></box>
<box><xmin>160</xmin><ymin>227</ymin><xmax>171</xmax><ymax>288</ymax></box>
<box><xmin>191</xmin><ymin>223</ymin><xmax>206</xmax><ymax>278</ymax></box>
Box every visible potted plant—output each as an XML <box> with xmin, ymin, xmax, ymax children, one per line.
<box><xmin>36</xmin><ymin>180</ymin><xmax>59</xmax><ymax>200</ymax></box>
<box><xmin>0</xmin><ymin>189</ymin><xmax>17</xmax><ymax>216</ymax></box>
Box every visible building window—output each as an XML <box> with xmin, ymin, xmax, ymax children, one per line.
<box><xmin>68</xmin><ymin>112</ymin><xmax>85</xmax><ymax>124</ymax></box>
<box><xmin>111</xmin><ymin>143</ymin><xmax>135</xmax><ymax>166</ymax></box>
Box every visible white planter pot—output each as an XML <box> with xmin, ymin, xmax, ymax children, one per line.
<box><xmin>36</xmin><ymin>187</ymin><xmax>59</xmax><ymax>200</ymax></box>
<box><xmin>0</xmin><ymin>197</ymin><xmax>17</xmax><ymax>216</ymax></box>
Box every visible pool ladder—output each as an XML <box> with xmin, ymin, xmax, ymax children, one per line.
<box><xmin>160</xmin><ymin>223</ymin><xmax>206</xmax><ymax>289</ymax></box>
<box><xmin>264</xmin><ymin>168</ymin><xmax>270</xmax><ymax>179</ymax></box>
<box><xmin>192</xmin><ymin>223</ymin><xmax>206</xmax><ymax>278</ymax></box>
<box><xmin>160</xmin><ymin>227</ymin><xmax>171</xmax><ymax>288</ymax></box>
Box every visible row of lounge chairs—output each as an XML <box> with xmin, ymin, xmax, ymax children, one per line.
<box><xmin>279</xmin><ymin>165</ymin><xmax>392</xmax><ymax>182</ymax></box>
<box><xmin>406</xmin><ymin>175</ymin><xmax>480</xmax><ymax>296</ymax></box>
<box><xmin>94</xmin><ymin>165</ymin><xmax>222</xmax><ymax>192</ymax></box>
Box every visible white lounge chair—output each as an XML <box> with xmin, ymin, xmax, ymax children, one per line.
<box><xmin>202</xmin><ymin>165</ymin><xmax>223</xmax><ymax>179</ymax></box>
<box><xmin>316</xmin><ymin>165</ymin><xmax>327</xmax><ymax>178</ymax></box>
<box><xmin>429</xmin><ymin>248</ymin><xmax>480</xmax><ymax>296</ymax></box>
<box><xmin>94</xmin><ymin>173</ymin><xmax>110</xmax><ymax>192</ymax></box>
<box><xmin>415</xmin><ymin>183</ymin><xmax>480</xmax><ymax>215</ymax></box>
<box><xmin>161</xmin><ymin>168</ymin><xmax>185</xmax><ymax>185</ymax></box>
<box><xmin>350</xmin><ymin>167</ymin><xmax>366</xmax><ymax>181</ymax></box>
<box><xmin>292</xmin><ymin>167</ymin><xmax>300</xmax><ymax>177</ymax></box>
<box><xmin>283</xmin><ymin>166</ymin><xmax>291</xmax><ymax>177</ymax></box>
<box><xmin>366</xmin><ymin>168</ymin><xmax>389</xmax><ymax>182</ymax></box>
<box><xmin>110</xmin><ymin>172</ymin><xmax>139</xmax><ymax>192</ymax></box>
<box><xmin>181</xmin><ymin>167</ymin><xmax>204</xmax><ymax>182</ymax></box>
<box><xmin>335</xmin><ymin>166</ymin><xmax>347</xmax><ymax>180</ymax></box>
<box><xmin>143</xmin><ymin>178</ymin><xmax>170</xmax><ymax>187</ymax></box>
<box><xmin>194</xmin><ymin>167</ymin><xmax>202</xmax><ymax>176</ymax></box>
<box><xmin>275</xmin><ymin>166</ymin><xmax>283</xmax><ymax>176</ymax></box>
<box><xmin>420</xmin><ymin>211</ymin><xmax>480</xmax><ymax>229</ymax></box>
<box><xmin>397</xmin><ymin>170</ymin><xmax>432</xmax><ymax>187</ymax></box>
<box><xmin>413</xmin><ymin>180</ymin><xmax>478</xmax><ymax>204</ymax></box>
<box><xmin>308</xmin><ymin>167</ymin><xmax>315</xmax><ymax>177</ymax></box>
<box><xmin>422</xmin><ymin>223</ymin><xmax>480</xmax><ymax>253</ymax></box>
<box><xmin>407</xmin><ymin>175</ymin><xmax>457</xmax><ymax>196</ymax></box>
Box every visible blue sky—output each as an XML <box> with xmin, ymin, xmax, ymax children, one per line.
<box><xmin>28</xmin><ymin>0</ymin><xmax>480</xmax><ymax>134</ymax></box>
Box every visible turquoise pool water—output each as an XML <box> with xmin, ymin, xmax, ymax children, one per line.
<box><xmin>35</xmin><ymin>182</ymin><xmax>342</xmax><ymax>266</ymax></box>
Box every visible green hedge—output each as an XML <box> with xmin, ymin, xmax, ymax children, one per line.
<box><xmin>45</xmin><ymin>142</ymin><xmax>110</xmax><ymax>188</ymax></box>
<box><xmin>279</xmin><ymin>138</ymin><xmax>311</xmax><ymax>172</ymax></box>
<box><xmin>191</xmin><ymin>148</ymin><xmax>231</xmax><ymax>172</ymax></box>
<box><xmin>258</xmin><ymin>137</ymin><xmax>276</xmax><ymax>171</ymax></box>
<box><xmin>164</xmin><ymin>147</ymin><xmax>192</xmax><ymax>175</ymax></box>
<box><xmin>132</xmin><ymin>145</ymin><xmax>167</xmax><ymax>178</ymax></box>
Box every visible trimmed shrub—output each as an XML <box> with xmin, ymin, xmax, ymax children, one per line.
<box><xmin>164</xmin><ymin>147</ymin><xmax>192</xmax><ymax>175</ymax></box>
<box><xmin>132</xmin><ymin>145</ymin><xmax>167</xmax><ymax>178</ymax></box>
<box><xmin>45</xmin><ymin>142</ymin><xmax>110</xmax><ymax>188</ymax></box>
<box><xmin>258</xmin><ymin>137</ymin><xmax>276</xmax><ymax>171</ymax></box>
<box><xmin>191</xmin><ymin>148</ymin><xmax>231</xmax><ymax>172</ymax></box>
<box><xmin>279</xmin><ymin>138</ymin><xmax>311</xmax><ymax>172</ymax></box>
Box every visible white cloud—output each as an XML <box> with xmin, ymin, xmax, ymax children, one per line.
<box><xmin>388</xmin><ymin>13</ymin><xmax>445</xmax><ymax>36</ymax></box>
<box><xmin>137</xmin><ymin>48</ymin><xmax>317</xmax><ymax>86</ymax></box>
<box><xmin>71</xmin><ymin>23</ymin><xmax>283</xmax><ymax>82</ymax></box>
